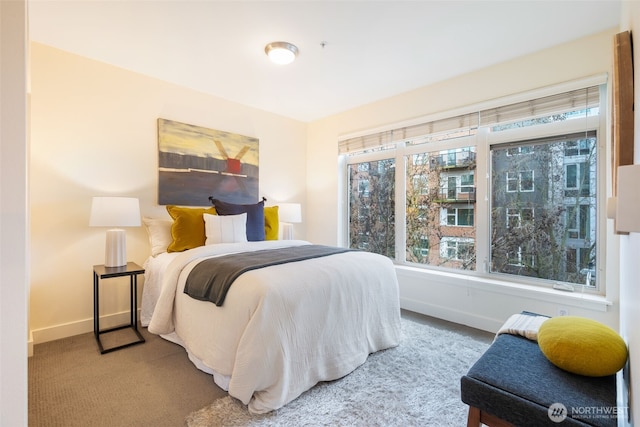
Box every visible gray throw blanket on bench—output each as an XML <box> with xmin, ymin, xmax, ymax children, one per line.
<box><xmin>184</xmin><ymin>245</ymin><xmax>353</xmax><ymax>306</ymax></box>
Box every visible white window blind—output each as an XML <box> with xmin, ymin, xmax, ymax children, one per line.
<box><xmin>338</xmin><ymin>130</ymin><xmax>394</xmax><ymax>155</ymax></box>
<box><xmin>338</xmin><ymin>85</ymin><xmax>600</xmax><ymax>155</ymax></box>
<box><xmin>480</xmin><ymin>86</ymin><xmax>599</xmax><ymax>127</ymax></box>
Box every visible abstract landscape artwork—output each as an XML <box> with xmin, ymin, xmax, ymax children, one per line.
<box><xmin>157</xmin><ymin>118</ymin><xmax>259</xmax><ymax>206</ymax></box>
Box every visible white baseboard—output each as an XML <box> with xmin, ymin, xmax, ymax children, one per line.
<box><xmin>400</xmin><ymin>297</ymin><xmax>503</xmax><ymax>334</ymax></box>
<box><xmin>30</xmin><ymin>309</ymin><xmax>140</xmax><ymax>346</ymax></box>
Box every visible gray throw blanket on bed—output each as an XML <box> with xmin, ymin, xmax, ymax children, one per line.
<box><xmin>184</xmin><ymin>245</ymin><xmax>353</xmax><ymax>306</ymax></box>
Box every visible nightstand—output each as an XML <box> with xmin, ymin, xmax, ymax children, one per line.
<box><xmin>93</xmin><ymin>262</ymin><xmax>146</xmax><ymax>354</ymax></box>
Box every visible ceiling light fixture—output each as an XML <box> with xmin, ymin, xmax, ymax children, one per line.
<box><xmin>265</xmin><ymin>41</ymin><xmax>298</xmax><ymax>65</ymax></box>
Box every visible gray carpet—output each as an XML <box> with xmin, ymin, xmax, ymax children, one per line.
<box><xmin>28</xmin><ymin>327</ymin><xmax>226</xmax><ymax>427</ymax></box>
<box><xmin>186</xmin><ymin>317</ymin><xmax>491</xmax><ymax>427</ymax></box>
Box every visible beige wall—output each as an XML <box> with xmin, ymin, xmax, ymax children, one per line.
<box><xmin>29</xmin><ymin>43</ymin><xmax>307</xmax><ymax>341</ymax></box>
<box><xmin>307</xmin><ymin>28</ymin><xmax>620</xmax><ymax>333</ymax></box>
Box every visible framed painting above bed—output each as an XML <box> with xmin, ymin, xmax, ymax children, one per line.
<box><xmin>157</xmin><ymin>118</ymin><xmax>259</xmax><ymax>206</ymax></box>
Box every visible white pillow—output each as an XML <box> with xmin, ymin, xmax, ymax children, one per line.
<box><xmin>204</xmin><ymin>213</ymin><xmax>248</xmax><ymax>244</ymax></box>
<box><xmin>142</xmin><ymin>217</ymin><xmax>173</xmax><ymax>257</ymax></box>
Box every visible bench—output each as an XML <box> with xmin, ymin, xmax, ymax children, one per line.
<box><xmin>461</xmin><ymin>333</ymin><xmax>617</xmax><ymax>427</ymax></box>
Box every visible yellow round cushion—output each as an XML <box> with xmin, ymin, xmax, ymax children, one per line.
<box><xmin>538</xmin><ymin>316</ymin><xmax>628</xmax><ymax>377</ymax></box>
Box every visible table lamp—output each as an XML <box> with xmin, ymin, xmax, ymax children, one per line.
<box><xmin>90</xmin><ymin>197</ymin><xmax>141</xmax><ymax>267</ymax></box>
<box><xmin>279</xmin><ymin>203</ymin><xmax>302</xmax><ymax>240</ymax></box>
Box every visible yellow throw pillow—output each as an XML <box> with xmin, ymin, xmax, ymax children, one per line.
<box><xmin>166</xmin><ymin>206</ymin><xmax>217</xmax><ymax>252</ymax></box>
<box><xmin>264</xmin><ymin>206</ymin><xmax>279</xmax><ymax>240</ymax></box>
<box><xmin>538</xmin><ymin>316</ymin><xmax>628</xmax><ymax>377</ymax></box>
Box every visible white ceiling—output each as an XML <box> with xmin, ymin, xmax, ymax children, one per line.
<box><xmin>28</xmin><ymin>1</ymin><xmax>621</xmax><ymax>122</ymax></box>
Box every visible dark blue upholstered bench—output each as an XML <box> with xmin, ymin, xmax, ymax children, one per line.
<box><xmin>461</xmin><ymin>333</ymin><xmax>617</xmax><ymax>427</ymax></box>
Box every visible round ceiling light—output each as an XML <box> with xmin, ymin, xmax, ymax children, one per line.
<box><xmin>265</xmin><ymin>41</ymin><xmax>299</xmax><ymax>65</ymax></box>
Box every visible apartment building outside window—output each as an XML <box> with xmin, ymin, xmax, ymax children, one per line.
<box><xmin>340</xmin><ymin>78</ymin><xmax>604</xmax><ymax>291</ymax></box>
<box><xmin>490</xmin><ymin>132</ymin><xmax>597</xmax><ymax>284</ymax></box>
<box><xmin>348</xmin><ymin>158</ymin><xmax>395</xmax><ymax>258</ymax></box>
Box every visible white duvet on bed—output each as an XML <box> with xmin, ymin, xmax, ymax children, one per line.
<box><xmin>145</xmin><ymin>240</ymin><xmax>401</xmax><ymax>414</ymax></box>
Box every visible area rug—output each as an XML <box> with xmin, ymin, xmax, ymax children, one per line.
<box><xmin>185</xmin><ymin>318</ymin><xmax>490</xmax><ymax>427</ymax></box>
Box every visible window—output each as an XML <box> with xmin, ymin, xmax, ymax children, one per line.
<box><xmin>418</xmin><ymin>236</ymin><xmax>430</xmax><ymax>258</ymax></box>
<box><xmin>566</xmin><ymin>204</ymin><xmax>591</xmax><ymax>240</ymax></box>
<box><xmin>506</xmin><ymin>171</ymin><xmax>534</xmax><ymax>192</ymax></box>
<box><xmin>507</xmin><ymin>247</ymin><xmax>536</xmax><ymax>268</ymax></box>
<box><xmin>565</xmin><ymin>162</ymin><xmax>591</xmax><ymax>196</ymax></box>
<box><xmin>348</xmin><ymin>159</ymin><xmax>395</xmax><ymax>258</ymax></box>
<box><xmin>506</xmin><ymin>208</ymin><xmax>534</xmax><ymax>229</ymax></box>
<box><xmin>440</xmin><ymin>237</ymin><xmax>475</xmax><ymax>263</ymax></box>
<box><xmin>340</xmin><ymin>80</ymin><xmax>603</xmax><ymax>290</ymax></box>
<box><xmin>357</xmin><ymin>179</ymin><xmax>370</xmax><ymax>197</ymax></box>
<box><xmin>506</xmin><ymin>209</ymin><xmax>520</xmax><ymax>229</ymax></box>
<box><xmin>565</xmin><ymin>139</ymin><xmax>591</xmax><ymax>156</ymax></box>
<box><xmin>520</xmin><ymin>171</ymin><xmax>534</xmax><ymax>192</ymax></box>
<box><xmin>491</xmin><ymin>133</ymin><xmax>597</xmax><ymax>285</ymax></box>
<box><xmin>507</xmin><ymin>146</ymin><xmax>534</xmax><ymax>156</ymax></box>
<box><xmin>565</xmin><ymin>164</ymin><xmax>579</xmax><ymax>188</ymax></box>
<box><xmin>506</xmin><ymin>172</ymin><xmax>518</xmax><ymax>192</ymax></box>
<box><xmin>460</xmin><ymin>174</ymin><xmax>475</xmax><ymax>193</ymax></box>
<box><xmin>405</xmin><ymin>145</ymin><xmax>476</xmax><ymax>269</ymax></box>
<box><xmin>442</xmin><ymin>207</ymin><xmax>474</xmax><ymax>226</ymax></box>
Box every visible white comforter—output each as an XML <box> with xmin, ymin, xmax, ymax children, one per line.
<box><xmin>146</xmin><ymin>240</ymin><xmax>401</xmax><ymax>413</ymax></box>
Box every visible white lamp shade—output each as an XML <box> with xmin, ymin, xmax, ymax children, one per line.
<box><xmin>90</xmin><ymin>197</ymin><xmax>141</xmax><ymax>227</ymax></box>
<box><xmin>279</xmin><ymin>203</ymin><xmax>302</xmax><ymax>223</ymax></box>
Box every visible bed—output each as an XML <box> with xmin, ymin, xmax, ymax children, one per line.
<box><xmin>140</xmin><ymin>208</ymin><xmax>401</xmax><ymax>414</ymax></box>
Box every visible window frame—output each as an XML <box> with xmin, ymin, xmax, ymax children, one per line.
<box><xmin>506</xmin><ymin>208</ymin><xmax>534</xmax><ymax>229</ymax></box>
<box><xmin>442</xmin><ymin>206</ymin><xmax>475</xmax><ymax>227</ymax></box>
<box><xmin>340</xmin><ymin>78</ymin><xmax>607</xmax><ymax>295</ymax></box>
<box><xmin>507</xmin><ymin>170</ymin><xmax>535</xmax><ymax>193</ymax></box>
<box><xmin>507</xmin><ymin>246</ymin><xmax>536</xmax><ymax>267</ymax></box>
<box><xmin>440</xmin><ymin>237</ymin><xmax>475</xmax><ymax>261</ymax></box>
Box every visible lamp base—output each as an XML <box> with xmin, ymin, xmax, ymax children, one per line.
<box><xmin>105</xmin><ymin>229</ymin><xmax>127</xmax><ymax>267</ymax></box>
<box><xmin>282</xmin><ymin>223</ymin><xmax>294</xmax><ymax>240</ymax></box>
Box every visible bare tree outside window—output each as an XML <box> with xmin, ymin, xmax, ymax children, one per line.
<box><xmin>491</xmin><ymin>132</ymin><xmax>597</xmax><ymax>286</ymax></box>
<box><xmin>406</xmin><ymin>147</ymin><xmax>476</xmax><ymax>270</ymax></box>
<box><xmin>348</xmin><ymin>159</ymin><xmax>395</xmax><ymax>258</ymax></box>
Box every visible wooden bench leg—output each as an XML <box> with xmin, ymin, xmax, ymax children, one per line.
<box><xmin>467</xmin><ymin>406</ymin><xmax>481</xmax><ymax>427</ymax></box>
<box><xmin>467</xmin><ymin>406</ymin><xmax>517</xmax><ymax>427</ymax></box>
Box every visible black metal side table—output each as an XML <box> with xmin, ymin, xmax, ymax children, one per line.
<box><xmin>93</xmin><ymin>262</ymin><xmax>146</xmax><ymax>354</ymax></box>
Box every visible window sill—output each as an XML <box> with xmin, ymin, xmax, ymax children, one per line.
<box><xmin>395</xmin><ymin>265</ymin><xmax>612</xmax><ymax>312</ymax></box>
